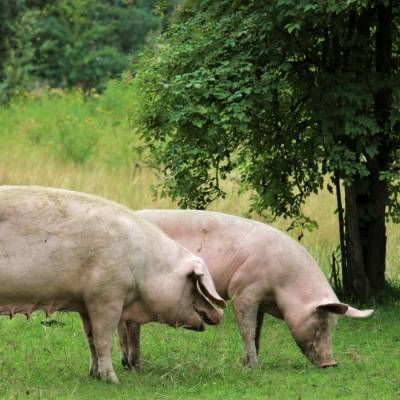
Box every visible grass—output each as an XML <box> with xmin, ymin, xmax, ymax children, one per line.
<box><xmin>0</xmin><ymin>305</ymin><xmax>399</xmax><ymax>399</ymax></box>
<box><xmin>0</xmin><ymin>84</ymin><xmax>399</xmax><ymax>399</ymax></box>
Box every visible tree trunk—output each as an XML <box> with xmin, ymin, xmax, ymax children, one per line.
<box><xmin>342</xmin><ymin>1</ymin><xmax>392</xmax><ymax>301</ymax></box>
<box><xmin>344</xmin><ymin>176</ymin><xmax>387</xmax><ymax>300</ymax></box>
<box><xmin>343</xmin><ymin>182</ymin><xmax>370</xmax><ymax>300</ymax></box>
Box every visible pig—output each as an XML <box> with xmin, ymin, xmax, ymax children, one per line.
<box><xmin>118</xmin><ymin>209</ymin><xmax>373</xmax><ymax>371</ymax></box>
<box><xmin>0</xmin><ymin>187</ymin><xmax>225</xmax><ymax>384</ymax></box>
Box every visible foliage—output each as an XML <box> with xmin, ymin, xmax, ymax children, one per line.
<box><xmin>133</xmin><ymin>0</ymin><xmax>399</xmax><ymax>219</ymax></box>
<box><xmin>0</xmin><ymin>0</ymin><xmax>162</xmax><ymax>100</ymax></box>
<box><xmin>0</xmin><ymin>0</ymin><xmax>40</xmax><ymax>101</ymax></box>
<box><xmin>0</xmin><ymin>1</ymin><xmax>27</xmax><ymax>81</ymax></box>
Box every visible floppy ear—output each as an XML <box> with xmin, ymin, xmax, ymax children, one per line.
<box><xmin>193</xmin><ymin>260</ymin><xmax>226</xmax><ymax>309</ymax></box>
<box><xmin>317</xmin><ymin>303</ymin><xmax>374</xmax><ymax>318</ymax></box>
<box><xmin>344</xmin><ymin>305</ymin><xmax>374</xmax><ymax>318</ymax></box>
<box><xmin>317</xmin><ymin>303</ymin><xmax>348</xmax><ymax>314</ymax></box>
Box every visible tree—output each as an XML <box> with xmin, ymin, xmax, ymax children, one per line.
<box><xmin>0</xmin><ymin>0</ymin><xmax>163</xmax><ymax>98</ymax></box>
<box><xmin>132</xmin><ymin>0</ymin><xmax>400</xmax><ymax>301</ymax></box>
<box><xmin>0</xmin><ymin>0</ymin><xmax>41</xmax><ymax>100</ymax></box>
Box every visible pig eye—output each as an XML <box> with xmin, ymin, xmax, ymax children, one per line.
<box><xmin>187</xmin><ymin>272</ymin><xmax>198</xmax><ymax>293</ymax></box>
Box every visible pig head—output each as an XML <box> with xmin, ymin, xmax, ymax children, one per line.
<box><xmin>119</xmin><ymin>209</ymin><xmax>373</xmax><ymax>371</ymax></box>
<box><xmin>0</xmin><ymin>187</ymin><xmax>224</xmax><ymax>384</ymax></box>
<box><xmin>284</xmin><ymin>302</ymin><xmax>373</xmax><ymax>368</ymax></box>
<box><xmin>120</xmin><ymin>252</ymin><xmax>225</xmax><ymax>331</ymax></box>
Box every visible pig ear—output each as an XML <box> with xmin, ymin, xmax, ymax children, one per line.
<box><xmin>343</xmin><ymin>305</ymin><xmax>374</xmax><ymax>318</ymax></box>
<box><xmin>317</xmin><ymin>303</ymin><xmax>374</xmax><ymax>318</ymax></box>
<box><xmin>316</xmin><ymin>303</ymin><xmax>348</xmax><ymax>314</ymax></box>
<box><xmin>193</xmin><ymin>261</ymin><xmax>226</xmax><ymax>309</ymax></box>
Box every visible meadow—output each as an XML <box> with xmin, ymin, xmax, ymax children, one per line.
<box><xmin>0</xmin><ymin>85</ymin><xmax>399</xmax><ymax>399</ymax></box>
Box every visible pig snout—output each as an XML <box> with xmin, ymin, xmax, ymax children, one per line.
<box><xmin>180</xmin><ymin>311</ymin><xmax>206</xmax><ymax>331</ymax></box>
<box><xmin>193</xmin><ymin>293</ymin><xmax>224</xmax><ymax>326</ymax></box>
<box><xmin>301</xmin><ymin>346</ymin><xmax>337</xmax><ymax>369</ymax></box>
<box><xmin>194</xmin><ymin>305</ymin><xmax>223</xmax><ymax>326</ymax></box>
<box><xmin>319</xmin><ymin>360</ymin><xmax>338</xmax><ymax>368</ymax></box>
<box><xmin>182</xmin><ymin>305</ymin><xmax>222</xmax><ymax>331</ymax></box>
<box><xmin>183</xmin><ymin>322</ymin><xmax>205</xmax><ymax>332</ymax></box>
<box><xmin>301</xmin><ymin>341</ymin><xmax>338</xmax><ymax>369</ymax></box>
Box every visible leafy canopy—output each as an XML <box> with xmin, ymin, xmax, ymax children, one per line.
<box><xmin>0</xmin><ymin>0</ymin><xmax>162</xmax><ymax>99</ymax></box>
<box><xmin>132</xmin><ymin>0</ymin><xmax>400</xmax><ymax>225</ymax></box>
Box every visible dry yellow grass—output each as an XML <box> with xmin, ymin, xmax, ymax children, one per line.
<box><xmin>0</xmin><ymin>148</ymin><xmax>169</xmax><ymax>209</ymax></box>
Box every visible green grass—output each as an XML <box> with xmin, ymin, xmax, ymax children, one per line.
<box><xmin>0</xmin><ymin>83</ymin><xmax>399</xmax><ymax>399</ymax></box>
<box><xmin>0</xmin><ymin>304</ymin><xmax>399</xmax><ymax>399</ymax></box>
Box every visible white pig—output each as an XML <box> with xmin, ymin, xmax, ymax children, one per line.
<box><xmin>0</xmin><ymin>188</ymin><xmax>224</xmax><ymax>383</ymax></box>
<box><xmin>118</xmin><ymin>209</ymin><xmax>373</xmax><ymax>370</ymax></box>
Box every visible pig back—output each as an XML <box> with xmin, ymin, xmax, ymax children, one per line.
<box><xmin>134</xmin><ymin>209</ymin><xmax>263</xmax><ymax>296</ymax></box>
<box><xmin>134</xmin><ymin>209</ymin><xmax>335</xmax><ymax>303</ymax></box>
<box><xmin>0</xmin><ymin>186</ymin><xmax>138</xmax><ymax>308</ymax></box>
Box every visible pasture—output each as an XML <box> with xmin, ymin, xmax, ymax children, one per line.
<box><xmin>0</xmin><ymin>87</ymin><xmax>399</xmax><ymax>399</ymax></box>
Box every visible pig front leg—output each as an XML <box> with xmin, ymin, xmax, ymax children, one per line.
<box><xmin>231</xmin><ymin>296</ymin><xmax>261</xmax><ymax>367</ymax></box>
<box><xmin>85</xmin><ymin>299</ymin><xmax>124</xmax><ymax>384</ymax></box>
<box><xmin>118</xmin><ymin>321</ymin><xmax>142</xmax><ymax>371</ymax></box>
<box><xmin>80</xmin><ymin>312</ymin><xmax>99</xmax><ymax>378</ymax></box>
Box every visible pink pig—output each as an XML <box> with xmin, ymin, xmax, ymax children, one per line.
<box><xmin>0</xmin><ymin>189</ymin><xmax>225</xmax><ymax>383</ymax></box>
<box><xmin>119</xmin><ymin>209</ymin><xmax>373</xmax><ymax>370</ymax></box>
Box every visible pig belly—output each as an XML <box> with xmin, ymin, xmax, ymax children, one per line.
<box><xmin>0</xmin><ymin>300</ymin><xmax>84</xmax><ymax>318</ymax></box>
<box><xmin>0</xmin><ymin>233</ymin><xmax>89</xmax><ymax>317</ymax></box>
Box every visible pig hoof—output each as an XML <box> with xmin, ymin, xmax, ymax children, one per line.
<box><xmin>101</xmin><ymin>371</ymin><xmax>119</xmax><ymax>384</ymax></box>
<box><xmin>320</xmin><ymin>361</ymin><xmax>338</xmax><ymax>369</ymax></box>
<box><xmin>121</xmin><ymin>356</ymin><xmax>132</xmax><ymax>370</ymax></box>
<box><xmin>128</xmin><ymin>357</ymin><xmax>142</xmax><ymax>372</ymax></box>
<box><xmin>243</xmin><ymin>357</ymin><xmax>257</xmax><ymax>368</ymax></box>
<box><xmin>109</xmin><ymin>375</ymin><xmax>120</xmax><ymax>384</ymax></box>
<box><xmin>121</xmin><ymin>356</ymin><xmax>142</xmax><ymax>372</ymax></box>
<box><xmin>89</xmin><ymin>366</ymin><xmax>100</xmax><ymax>378</ymax></box>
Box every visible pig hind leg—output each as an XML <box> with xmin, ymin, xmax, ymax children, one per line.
<box><xmin>127</xmin><ymin>322</ymin><xmax>141</xmax><ymax>371</ymax></box>
<box><xmin>118</xmin><ymin>321</ymin><xmax>142</xmax><ymax>371</ymax></box>
<box><xmin>232</xmin><ymin>296</ymin><xmax>260</xmax><ymax>367</ymax></box>
<box><xmin>80</xmin><ymin>312</ymin><xmax>99</xmax><ymax>377</ymax></box>
<box><xmin>85</xmin><ymin>300</ymin><xmax>123</xmax><ymax>384</ymax></box>
<box><xmin>118</xmin><ymin>321</ymin><xmax>130</xmax><ymax>369</ymax></box>
<box><xmin>255</xmin><ymin>308</ymin><xmax>265</xmax><ymax>355</ymax></box>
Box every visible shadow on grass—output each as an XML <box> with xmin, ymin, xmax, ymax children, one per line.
<box><xmin>373</xmin><ymin>280</ymin><xmax>400</xmax><ymax>304</ymax></box>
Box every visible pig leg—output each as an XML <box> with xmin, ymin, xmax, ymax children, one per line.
<box><xmin>86</xmin><ymin>300</ymin><xmax>123</xmax><ymax>384</ymax></box>
<box><xmin>118</xmin><ymin>321</ymin><xmax>130</xmax><ymax>369</ymax></box>
<box><xmin>255</xmin><ymin>308</ymin><xmax>265</xmax><ymax>355</ymax></box>
<box><xmin>80</xmin><ymin>312</ymin><xmax>99</xmax><ymax>377</ymax></box>
<box><xmin>118</xmin><ymin>321</ymin><xmax>142</xmax><ymax>371</ymax></box>
<box><xmin>232</xmin><ymin>296</ymin><xmax>259</xmax><ymax>367</ymax></box>
<box><xmin>126</xmin><ymin>322</ymin><xmax>142</xmax><ymax>371</ymax></box>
